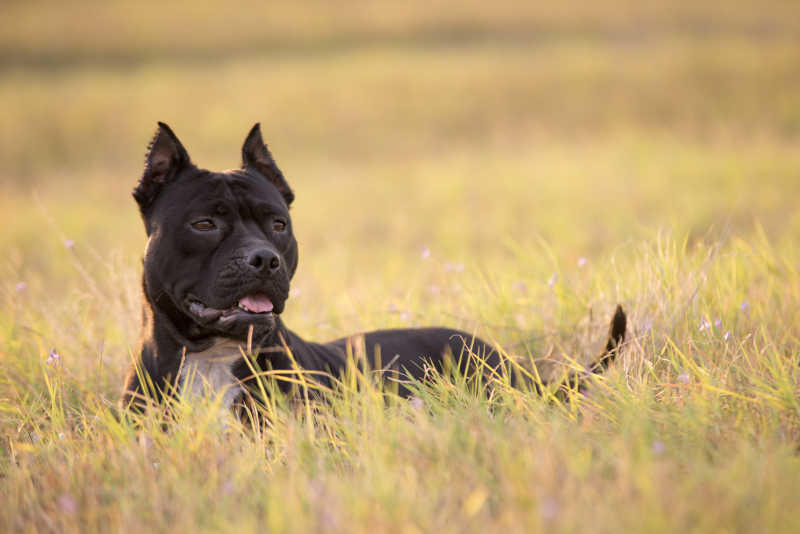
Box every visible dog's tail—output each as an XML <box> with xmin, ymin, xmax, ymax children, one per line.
<box><xmin>590</xmin><ymin>304</ymin><xmax>627</xmax><ymax>373</ymax></box>
<box><xmin>556</xmin><ymin>304</ymin><xmax>626</xmax><ymax>396</ymax></box>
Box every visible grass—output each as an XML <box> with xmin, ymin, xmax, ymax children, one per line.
<box><xmin>1</xmin><ymin>1</ymin><xmax>799</xmax><ymax>532</ymax></box>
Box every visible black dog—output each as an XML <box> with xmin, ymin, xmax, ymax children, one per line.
<box><xmin>122</xmin><ymin>123</ymin><xmax>625</xmax><ymax>413</ymax></box>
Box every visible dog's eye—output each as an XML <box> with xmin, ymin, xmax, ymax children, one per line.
<box><xmin>191</xmin><ymin>219</ymin><xmax>217</xmax><ymax>231</ymax></box>
<box><xmin>272</xmin><ymin>219</ymin><xmax>287</xmax><ymax>232</ymax></box>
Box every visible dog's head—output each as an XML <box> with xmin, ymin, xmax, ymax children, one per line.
<box><xmin>133</xmin><ymin>123</ymin><xmax>297</xmax><ymax>342</ymax></box>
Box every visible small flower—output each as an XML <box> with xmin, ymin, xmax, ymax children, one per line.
<box><xmin>641</xmin><ymin>319</ymin><xmax>653</xmax><ymax>333</ymax></box>
<box><xmin>677</xmin><ymin>370</ymin><xmax>690</xmax><ymax>384</ymax></box>
<box><xmin>15</xmin><ymin>282</ymin><xmax>27</xmax><ymax>293</ymax></box>
<box><xmin>444</xmin><ymin>261</ymin><xmax>464</xmax><ymax>273</ymax></box>
<box><xmin>46</xmin><ymin>348</ymin><xmax>61</xmax><ymax>366</ymax></box>
<box><xmin>577</xmin><ymin>257</ymin><xmax>588</xmax><ymax>268</ymax></box>
<box><xmin>547</xmin><ymin>274</ymin><xmax>558</xmax><ymax>288</ymax></box>
<box><xmin>409</xmin><ymin>396</ymin><xmax>424</xmax><ymax>410</ymax></box>
<box><xmin>221</xmin><ymin>480</ymin><xmax>236</xmax><ymax>497</ymax></box>
<box><xmin>723</xmin><ymin>331</ymin><xmax>731</xmax><ymax>341</ymax></box>
<box><xmin>698</xmin><ymin>318</ymin><xmax>710</xmax><ymax>332</ymax></box>
<box><xmin>512</xmin><ymin>280</ymin><xmax>528</xmax><ymax>294</ymax></box>
<box><xmin>63</xmin><ymin>239</ymin><xmax>75</xmax><ymax>249</ymax></box>
<box><xmin>740</xmin><ymin>301</ymin><xmax>749</xmax><ymax>313</ymax></box>
<box><xmin>651</xmin><ymin>440</ymin><xmax>666</xmax><ymax>455</ymax></box>
<box><xmin>421</xmin><ymin>247</ymin><xmax>431</xmax><ymax>259</ymax></box>
<box><xmin>539</xmin><ymin>496</ymin><xmax>559</xmax><ymax>521</ymax></box>
<box><xmin>58</xmin><ymin>494</ymin><xmax>77</xmax><ymax>515</ymax></box>
<box><xmin>58</xmin><ymin>432</ymin><xmax>65</xmax><ymax>440</ymax></box>
<box><xmin>714</xmin><ymin>317</ymin><xmax>722</xmax><ymax>329</ymax></box>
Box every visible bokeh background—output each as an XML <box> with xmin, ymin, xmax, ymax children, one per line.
<box><xmin>3</xmin><ymin>0</ymin><xmax>799</xmax><ymax>382</ymax></box>
<box><xmin>2</xmin><ymin>2</ymin><xmax>800</xmax><ymax>532</ymax></box>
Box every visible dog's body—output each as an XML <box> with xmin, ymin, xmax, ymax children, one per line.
<box><xmin>122</xmin><ymin>123</ymin><xmax>625</xmax><ymax>412</ymax></box>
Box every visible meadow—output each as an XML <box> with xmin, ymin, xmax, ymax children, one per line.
<box><xmin>1</xmin><ymin>1</ymin><xmax>799</xmax><ymax>532</ymax></box>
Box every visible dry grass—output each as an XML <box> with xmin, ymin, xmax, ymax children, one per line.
<box><xmin>1</xmin><ymin>1</ymin><xmax>799</xmax><ymax>532</ymax></box>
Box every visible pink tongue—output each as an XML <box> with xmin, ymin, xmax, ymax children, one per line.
<box><xmin>238</xmin><ymin>293</ymin><xmax>274</xmax><ymax>313</ymax></box>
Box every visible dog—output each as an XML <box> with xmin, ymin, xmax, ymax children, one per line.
<box><xmin>121</xmin><ymin>123</ymin><xmax>626</xmax><ymax>414</ymax></box>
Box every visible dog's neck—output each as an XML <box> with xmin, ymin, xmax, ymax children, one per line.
<box><xmin>136</xmin><ymin>274</ymin><xmax>329</xmax><ymax>406</ymax></box>
<box><xmin>178</xmin><ymin>339</ymin><xmax>244</xmax><ymax>414</ymax></box>
<box><xmin>143</xmin><ymin>295</ymin><xmax>293</xmax><ymax>365</ymax></box>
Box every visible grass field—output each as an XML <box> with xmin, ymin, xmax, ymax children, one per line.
<box><xmin>1</xmin><ymin>1</ymin><xmax>799</xmax><ymax>532</ymax></box>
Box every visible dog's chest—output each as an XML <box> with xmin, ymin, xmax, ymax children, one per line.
<box><xmin>179</xmin><ymin>339</ymin><xmax>244</xmax><ymax>410</ymax></box>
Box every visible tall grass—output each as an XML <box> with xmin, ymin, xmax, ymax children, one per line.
<box><xmin>2</xmin><ymin>226</ymin><xmax>798</xmax><ymax>532</ymax></box>
<box><xmin>1</xmin><ymin>1</ymin><xmax>799</xmax><ymax>532</ymax></box>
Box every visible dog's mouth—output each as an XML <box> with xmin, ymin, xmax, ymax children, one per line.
<box><xmin>185</xmin><ymin>292</ymin><xmax>278</xmax><ymax>330</ymax></box>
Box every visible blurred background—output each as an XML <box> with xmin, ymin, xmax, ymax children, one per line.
<box><xmin>1</xmin><ymin>0</ymin><xmax>799</xmax><ymax>361</ymax></box>
<box><xmin>3</xmin><ymin>4</ymin><xmax>800</xmax><ymax>530</ymax></box>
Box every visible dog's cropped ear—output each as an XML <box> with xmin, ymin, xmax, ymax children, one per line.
<box><xmin>133</xmin><ymin>122</ymin><xmax>191</xmax><ymax>213</ymax></box>
<box><xmin>241</xmin><ymin>123</ymin><xmax>294</xmax><ymax>206</ymax></box>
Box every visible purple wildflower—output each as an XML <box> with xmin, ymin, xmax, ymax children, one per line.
<box><xmin>651</xmin><ymin>440</ymin><xmax>666</xmax><ymax>455</ymax></box>
<box><xmin>740</xmin><ymin>301</ymin><xmax>749</xmax><ymax>313</ymax></box>
<box><xmin>577</xmin><ymin>257</ymin><xmax>588</xmax><ymax>268</ymax></box>
<box><xmin>444</xmin><ymin>262</ymin><xmax>464</xmax><ymax>273</ymax></box>
<box><xmin>714</xmin><ymin>318</ymin><xmax>722</xmax><ymax>329</ymax></box>
<box><xmin>58</xmin><ymin>494</ymin><xmax>77</xmax><ymax>515</ymax></box>
<box><xmin>221</xmin><ymin>480</ymin><xmax>236</xmax><ymax>497</ymax></box>
<box><xmin>421</xmin><ymin>247</ymin><xmax>431</xmax><ymax>259</ymax></box>
<box><xmin>698</xmin><ymin>318</ymin><xmax>710</xmax><ymax>332</ymax></box>
<box><xmin>63</xmin><ymin>239</ymin><xmax>75</xmax><ymax>249</ymax></box>
<box><xmin>15</xmin><ymin>282</ymin><xmax>27</xmax><ymax>293</ymax></box>
<box><xmin>677</xmin><ymin>371</ymin><xmax>690</xmax><ymax>384</ymax></box>
<box><xmin>46</xmin><ymin>348</ymin><xmax>61</xmax><ymax>366</ymax></box>
<box><xmin>540</xmin><ymin>496</ymin><xmax>559</xmax><ymax>521</ymax></box>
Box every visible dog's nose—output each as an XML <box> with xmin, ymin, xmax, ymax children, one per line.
<box><xmin>246</xmin><ymin>249</ymin><xmax>281</xmax><ymax>274</ymax></box>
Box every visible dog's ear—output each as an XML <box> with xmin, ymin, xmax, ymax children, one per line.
<box><xmin>133</xmin><ymin>122</ymin><xmax>191</xmax><ymax>212</ymax></box>
<box><xmin>241</xmin><ymin>123</ymin><xmax>294</xmax><ymax>206</ymax></box>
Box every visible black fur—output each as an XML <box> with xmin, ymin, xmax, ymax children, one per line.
<box><xmin>122</xmin><ymin>123</ymin><xmax>625</xmax><ymax>410</ymax></box>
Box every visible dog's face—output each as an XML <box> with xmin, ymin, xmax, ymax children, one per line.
<box><xmin>133</xmin><ymin>123</ymin><xmax>297</xmax><ymax>341</ymax></box>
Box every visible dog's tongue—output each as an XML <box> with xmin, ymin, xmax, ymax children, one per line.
<box><xmin>238</xmin><ymin>293</ymin><xmax>274</xmax><ymax>313</ymax></box>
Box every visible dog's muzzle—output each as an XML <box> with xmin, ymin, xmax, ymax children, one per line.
<box><xmin>185</xmin><ymin>292</ymin><xmax>278</xmax><ymax>334</ymax></box>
